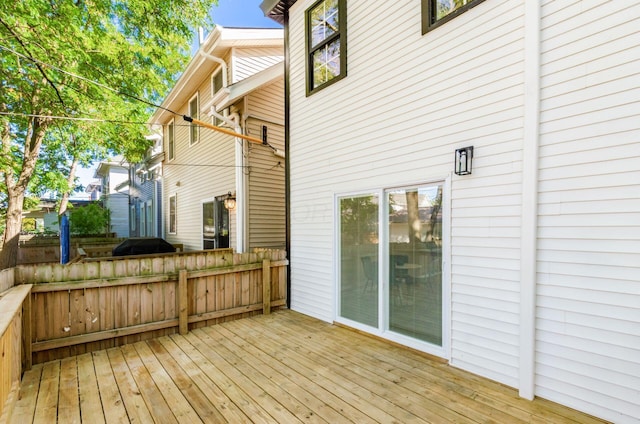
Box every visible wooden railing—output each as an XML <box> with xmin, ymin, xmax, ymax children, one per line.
<box><xmin>0</xmin><ymin>284</ymin><xmax>32</xmax><ymax>423</ymax></box>
<box><xmin>14</xmin><ymin>249</ymin><xmax>287</xmax><ymax>364</ymax></box>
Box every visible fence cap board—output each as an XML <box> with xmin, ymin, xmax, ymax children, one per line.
<box><xmin>0</xmin><ymin>284</ymin><xmax>32</xmax><ymax>338</ymax></box>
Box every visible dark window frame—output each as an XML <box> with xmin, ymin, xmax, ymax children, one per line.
<box><xmin>305</xmin><ymin>0</ymin><xmax>347</xmax><ymax>96</ymax></box>
<box><xmin>421</xmin><ymin>0</ymin><xmax>486</xmax><ymax>34</ymax></box>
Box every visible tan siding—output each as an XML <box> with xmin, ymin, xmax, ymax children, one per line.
<box><xmin>232</xmin><ymin>47</ymin><xmax>284</xmax><ymax>83</ymax></box>
<box><xmin>536</xmin><ymin>1</ymin><xmax>640</xmax><ymax>422</ymax></box>
<box><xmin>162</xmin><ymin>74</ymin><xmax>236</xmax><ymax>251</ymax></box>
<box><xmin>246</xmin><ymin>80</ymin><xmax>286</xmax><ymax>250</ymax></box>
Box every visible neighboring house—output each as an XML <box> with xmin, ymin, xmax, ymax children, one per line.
<box><xmin>21</xmin><ymin>198</ymin><xmax>91</xmax><ymax>233</ymax></box>
<box><xmin>261</xmin><ymin>1</ymin><xmax>639</xmax><ymax>423</ymax></box>
<box><xmin>148</xmin><ymin>26</ymin><xmax>285</xmax><ymax>252</ymax></box>
<box><xmin>94</xmin><ymin>159</ymin><xmax>129</xmax><ymax>238</ymax></box>
<box><xmin>129</xmin><ymin>135</ymin><xmax>164</xmax><ymax>238</ymax></box>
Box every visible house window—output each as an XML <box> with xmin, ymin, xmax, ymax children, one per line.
<box><xmin>189</xmin><ymin>93</ymin><xmax>199</xmax><ymax>145</ymax></box>
<box><xmin>167</xmin><ymin>120</ymin><xmax>175</xmax><ymax>161</ymax></box>
<box><xmin>306</xmin><ymin>0</ymin><xmax>346</xmax><ymax>95</ymax></box>
<box><xmin>169</xmin><ymin>194</ymin><xmax>177</xmax><ymax>234</ymax></box>
<box><xmin>130</xmin><ymin>205</ymin><xmax>136</xmax><ymax>232</ymax></box>
<box><xmin>422</xmin><ymin>0</ymin><xmax>486</xmax><ymax>33</ymax></box>
<box><xmin>211</xmin><ymin>69</ymin><xmax>224</xmax><ymax>96</ymax></box>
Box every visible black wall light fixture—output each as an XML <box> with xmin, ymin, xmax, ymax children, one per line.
<box><xmin>455</xmin><ymin>146</ymin><xmax>474</xmax><ymax>175</ymax></box>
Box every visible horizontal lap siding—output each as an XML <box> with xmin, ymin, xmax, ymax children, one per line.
<box><xmin>232</xmin><ymin>48</ymin><xmax>284</xmax><ymax>83</ymax></box>
<box><xmin>537</xmin><ymin>1</ymin><xmax>640</xmax><ymax>422</ymax></box>
<box><xmin>288</xmin><ymin>0</ymin><xmax>525</xmax><ymax>386</ymax></box>
<box><xmin>163</xmin><ymin>72</ymin><xmax>236</xmax><ymax>251</ymax></box>
<box><xmin>247</xmin><ymin>80</ymin><xmax>286</xmax><ymax>249</ymax></box>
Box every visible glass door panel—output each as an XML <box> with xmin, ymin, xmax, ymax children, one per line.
<box><xmin>388</xmin><ymin>185</ymin><xmax>443</xmax><ymax>345</ymax></box>
<box><xmin>339</xmin><ymin>194</ymin><xmax>379</xmax><ymax>328</ymax></box>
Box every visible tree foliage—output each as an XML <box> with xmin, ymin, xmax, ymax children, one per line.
<box><xmin>0</xmin><ymin>0</ymin><xmax>217</xmax><ymax>268</ymax></box>
<box><xmin>69</xmin><ymin>202</ymin><xmax>110</xmax><ymax>236</ymax></box>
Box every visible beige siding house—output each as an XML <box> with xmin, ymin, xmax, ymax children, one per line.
<box><xmin>148</xmin><ymin>26</ymin><xmax>285</xmax><ymax>252</ymax></box>
<box><xmin>262</xmin><ymin>0</ymin><xmax>639</xmax><ymax>423</ymax></box>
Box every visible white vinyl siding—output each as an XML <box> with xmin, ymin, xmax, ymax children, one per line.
<box><xmin>535</xmin><ymin>1</ymin><xmax>640</xmax><ymax>422</ymax></box>
<box><xmin>288</xmin><ymin>0</ymin><xmax>525</xmax><ymax>386</ymax></box>
<box><xmin>246</xmin><ymin>80</ymin><xmax>286</xmax><ymax>249</ymax></box>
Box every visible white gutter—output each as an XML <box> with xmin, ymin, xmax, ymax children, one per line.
<box><xmin>520</xmin><ymin>0</ymin><xmax>541</xmax><ymax>400</ymax></box>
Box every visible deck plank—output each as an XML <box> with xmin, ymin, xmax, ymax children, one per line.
<box><xmin>155</xmin><ymin>335</ymin><xmax>251</xmax><ymax>423</ymax></box>
<box><xmin>32</xmin><ymin>360</ymin><xmax>59</xmax><ymax>423</ymax></box>
<box><xmin>105</xmin><ymin>347</ymin><xmax>155</xmax><ymax>424</ymax></box>
<box><xmin>77</xmin><ymin>352</ymin><xmax>106</xmax><ymax>424</ymax></box>
<box><xmin>120</xmin><ymin>343</ymin><xmax>178</xmax><ymax>424</ymax></box>
<box><xmin>131</xmin><ymin>341</ymin><xmax>203</xmax><ymax>423</ymax></box>
<box><xmin>178</xmin><ymin>332</ymin><xmax>278</xmax><ymax>424</ymax></box>
<box><xmin>228</xmin><ymin>318</ymin><xmax>427</xmax><ymax>424</ymax></box>
<box><xmin>92</xmin><ymin>349</ymin><xmax>128</xmax><ymax>423</ymax></box>
<box><xmin>145</xmin><ymin>338</ymin><xmax>227</xmax><ymax>422</ymax></box>
<box><xmin>269</xmin><ymin>313</ymin><xmax>523</xmax><ymax>423</ymax></box>
<box><xmin>13</xmin><ymin>310</ymin><xmax>610</xmax><ymax>424</ymax></box>
<box><xmin>57</xmin><ymin>357</ymin><xmax>80</xmax><ymax>423</ymax></box>
<box><xmin>11</xmin><ymin>364</ymin><xmax>42</xmax><ymax>423</ymax></box>
<box><xmin>199</xmin><ymin>325</ymin><xmax>329</xmax><ymax>423</ymax></box>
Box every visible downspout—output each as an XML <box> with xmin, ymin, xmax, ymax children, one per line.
<box><xmin>520</xmin><ymin>0</ymin><xmax>541</xmax><ymax>400</ymax></box>
<box><xmin>230</xmin><ymin>111</ymin><xmax>246</xmax><ymax>253</ymax></box>
<box><xmin>199</xmin><ymin>52</ymin><xmax>228</xmax><ymax>87</ymax></box>
<box><xmin>283</xmin><ymin>9</ymin><xmax>291</xmax><ymax>309</ymax></box>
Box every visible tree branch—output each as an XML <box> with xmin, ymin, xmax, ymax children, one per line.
<box><xmin>0</xmin><ymin>17</ymin><xmax>65</xmax><ymax>106</ymax></box>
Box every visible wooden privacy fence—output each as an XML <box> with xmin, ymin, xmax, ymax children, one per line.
<box><xmin>13</xmin><ymin>249</ymin><xmax>287</xmax><ymax>364</ymax></box>
<box><xmin>0</xmin><ymin>284</ymin><xmax>31</xmax><ymax>422</ymax></box>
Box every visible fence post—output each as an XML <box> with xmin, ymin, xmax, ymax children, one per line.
<box><xmin>178</xmin><ymin>270</ymin><xmax>188</xmax><ymax>335</ymax></box>
<box><xmin>262</xmin><ymin>259</ymin><xmax>271</xmax><ymax>315</ymax></box>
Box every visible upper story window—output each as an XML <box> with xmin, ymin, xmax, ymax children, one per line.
<box><xmin>306</xmin><ymin>0</ymin><xmax>346</xmax><ymax>95</ymax></box>
<box><xmin>212</xmin><ymin>69</ymin><xmax>224</xmax><ymax>96</ymax></box>
<box><xmin>167</xmin><ymin>119</ymin><xmax>175</xmax><ymax>161</ymax></box>
<box><xmin>422</xmin><ymin>0</ymin><xmax>486</xmax><ymax>33</ymax></box>
<box><xmin>189</xmin><ymin>93</ymin><xmax>199</xmax><ymax>145</ymax></box>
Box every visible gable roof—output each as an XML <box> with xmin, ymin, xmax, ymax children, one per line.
<box><xmin>149</xmin><ymin>26</ymin><xmax>284</xmax><ymax>125</ymax></box>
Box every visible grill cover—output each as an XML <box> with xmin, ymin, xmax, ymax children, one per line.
<box><xmin>112</xmin><ymin>238</ymin><xmax>176</xmax><ymax>256</ymax></box>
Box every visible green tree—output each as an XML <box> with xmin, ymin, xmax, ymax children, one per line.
<box><xmin>69</xmin><ymin>202</ymin><xmax>110</xmax><ymax>236</ymax></box>
<box><xmin>0</xmin><ymin>0</ymin><xmax>217</xmax><ymax>268</ymax></box>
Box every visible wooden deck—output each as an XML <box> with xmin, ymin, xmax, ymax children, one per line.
<box><xmin>10</xmin><ymin>310</ymin><xmax>607</xmax><ymax>424</ymax></box>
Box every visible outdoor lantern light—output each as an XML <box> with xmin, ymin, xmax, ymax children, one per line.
<box><xmin>224</xmin><ymin>191</ymin><xmax>236</xmax><ymax>210</ymax></box>
<box><xmin>455</xmin><ymin>146</ymin><xmax>474</xmax><ymax>175</ymax></box>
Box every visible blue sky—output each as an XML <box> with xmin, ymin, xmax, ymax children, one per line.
<box><xmin>209</xmin><ymin>0</ymin><xmax>282</xmax><ymax>28</ymax></box>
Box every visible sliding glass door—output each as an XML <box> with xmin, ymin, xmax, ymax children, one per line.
<box><xmin>338</xmin><ymin>194</ymin><xmax>379</xmax><ymax>328</ymax></box>
<box><xmin>338</xmin><ymin>183</ymin><xmax>444</xmax><ymax>349</ymax></box>
<box><xmin>387</xmin><ymin>185</ymin><xmax>443</xmax><ymax>346</ymax></box>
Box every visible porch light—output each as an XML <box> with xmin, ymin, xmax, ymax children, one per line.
<box><xmin>224</xmin><ymin>191</ymin><xmax>236</xmax><ymax>210</ymax></box>
<box><xmin>454</xmin><ymin>146</ymin><xmax>474</xmax><ymax>175</ymax></box>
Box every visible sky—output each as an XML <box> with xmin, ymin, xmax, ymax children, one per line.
<box><xmin>73</xmin><ymin>0</ymin><xmax>281</xmax><ymax>200</ymax></box>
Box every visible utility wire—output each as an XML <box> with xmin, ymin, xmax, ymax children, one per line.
<box><xmin>0</xmin><ymin>43</ymin><xmax>179</xmax><ymax>116</ymax></box>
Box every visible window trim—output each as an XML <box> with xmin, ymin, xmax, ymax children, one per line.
<box><xmin>421</xmin><ymin>0</ymin><xmax>487</xmax><ymax>34</ymax></box>
<box><xmin>188</xmin><ymin>93</ymin><xmax>200</xmax><ymax>146</ymax></box>
<box><xmin>168</xmin><ymin>193</ymin><xmax>177</xmax><ymax>234</ymax></box>
<box><xmin>305</xmin><ymin>0</ymin><xmax>347</xmax><ymax>96</ymax></box>
<box><xmin>167</xmin><ymin>119</ymin><xmax>175</xmax><ymax>161</ymax></box>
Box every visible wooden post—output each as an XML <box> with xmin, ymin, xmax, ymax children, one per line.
<box><xmin>178</xmin><ymin>270</ymin><xmax>188</xmax><ymax>335</ymax></box>
<box><xmin>262</xmin><ymin>259</ymin><xmax>271</xmax><ymax>315</ymax></box>
<box><xmin>22</xmin><ymin>291</ymin><xmax>32</xmax><ymax>371</ymax></box>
